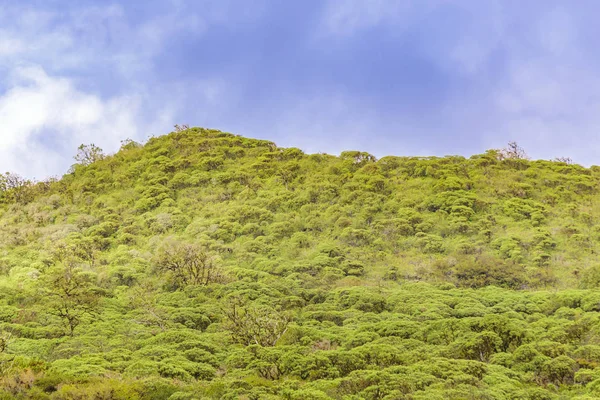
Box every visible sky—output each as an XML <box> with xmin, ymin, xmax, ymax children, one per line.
<box><xmin>1</xmin><ymin>0</ymin><xmax>600</xmax><ymax>178</ymax></box>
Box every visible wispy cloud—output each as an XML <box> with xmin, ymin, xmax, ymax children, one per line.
<box><xmin>0</xmin><ymin>66</ymin><xmax>173</xmax><ymax>178</ymax></box>
<box><xmin>318</xmin><ymin>0</ymin><xmax>431</xmax><ymax>37</ymax></box>
<box><xmin>316</xmin><ymin>0</ymin><xmax>600</xmax><ymax>164</ymax></box>
<box><xmin>0</xmin><ymin>3</ymin><xmax>207</xmax><ymax>79</ymax></box>
<box><xmin>459</xmin><ymin>4</ymin><xmax>600</xmax><ymax>164</ymax></box>
<box><xmin>2</xmin><ymin>0</ymin><xmax>600</xmax><ymax>178</ymax></box>
<box><xmin>0</xmin><ymin>2</ymin><xmax>218</xmax><ymax>177</ymax></box>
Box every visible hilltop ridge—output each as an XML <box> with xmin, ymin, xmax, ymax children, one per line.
<box><xmin>1</xmin><ymin>127</ymin><xmax>600</xmax><ymax>398</ymax></box>
<box><xmin>3</xmin><ymin>127</ymin><xmax>599</xmax><ymax>289</ymax></box>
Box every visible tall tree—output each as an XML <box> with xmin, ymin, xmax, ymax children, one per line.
<box><xmin>42</xmin><ymin>262</ymin><xmax>101</xmax><ymax>336</ymax></box>
<box><xmin>74</xmin><ymin>144</ymin><xmax>105</xmax><ymax>166</ymax></box>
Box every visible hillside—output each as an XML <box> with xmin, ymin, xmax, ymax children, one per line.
<box><xmin>0</xmin><ymin>127</ymin><xmax>600</xmax><ymax>399</ymax></box>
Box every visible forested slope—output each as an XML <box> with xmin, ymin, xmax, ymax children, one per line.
<box><xmin>1</xmin><ymin>128</ymin><xmax>600</xmax><ymax>399</ymax></box>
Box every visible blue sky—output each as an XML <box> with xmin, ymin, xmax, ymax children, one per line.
<box><xmin>1</xmin><ymin>0</ymin><xmax>599</xmax><ymax>178</ymax></box>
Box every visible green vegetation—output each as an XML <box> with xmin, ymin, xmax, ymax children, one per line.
<box><xmin>0</xmin><ymin>128</ymin><xmax>600</xmax><ymax>399</ymax></box>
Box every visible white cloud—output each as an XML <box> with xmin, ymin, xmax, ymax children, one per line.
<box><xmin>0</xmin><ymin>35</ymin><xmax>24</xmax><ymax>57</ymax></box>
<box><xmin>317</xmin><ymin>0</ymin><xmax>442</xmax><ymax>37</ymax></box>
<box><xmin>0</xmin><ymin>66</ymin><xmax>173</xmax><ymax>178</ymax></box>
<box><xmin>2</xmin><ymin>0</ymin><xmax>599</xmax><ymax>180</ymax></box>
<box><xmin>439</xmin><ymin>4</ymin><xmax>600</xmax><ymax>165</ymax></box>
<box><xmin>321</xmin><ymin>0</ymin><xmax>397</xmax><ymax>35</ymax></box>
<box><xmin>0</xmin><ymin>1</ymin><xmax>244</xmax><ymax>179</ymax></box>
<box><xmin>0</xmin><ymin>2</ymin><xmax>216</xmax><ymax>77</ymax></box>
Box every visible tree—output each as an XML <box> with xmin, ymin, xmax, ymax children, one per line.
<box><xmin>456</xmin><ymin>331</ymin><xmax>502</xmax><ymax>362</ymax></box>
<box><xmin>537</xmin><ymin>355</ymin><xmax>577</xmax><ymax>385</ymax></box>
<box><xmin>153</xmin><ymin>239</ymin><xmax>222</xmax><ymax>288</ymax></box>
<box><xmin>120</xmin><ymin>138</ymin><xmax>142</xmax><ymax>151</ymax></box>
<box><xmin>500</xmin><ymin>141</ymin><xmax>529</xmax><ymax>160</ymax></box>
<box><xmin>42</xmin><ymin>262</ymin><xmax>101</xmax><ymax>336</ymax></box>
<box><xmin>0</xmin><ymin>172</ymin><xmax>33</xmax><ymax>203</ymax></box>
<box><xmin>50</xmin><ymin>238</ymin><xmax>98</xmax><ymax>268</ymax></box>
<box><xmin>0</xmin><ymin>332</ymin><xmax>9</xmax><ymax>353</ymax></box>
<box><xmin>223</xmin><ymin>298</ymin><xmax>291</xmax><ymax>347</ymax></box>
<box><xmin>127</xmin><ymin>283</ymin><xmax>170</xmax><ymax>332</ymax></box>
<box><xmin>554</xmin><ymin>156</ymin><xmax>573</xmax><ymax>164</ymax></box>
<box><xmin>174</xmin><ymin>124</ymin><xmax>190</xmax><ymax>132</ymax></box>
<box><xmin>74</xmin><ymin>144</ymin><xmax>105</xmax><ymax>166</ymax></box>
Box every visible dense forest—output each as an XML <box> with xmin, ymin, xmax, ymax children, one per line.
<box><xmin>1</xmin><ymin>127</ymin><xmax>600</xmax><ymax>399</ymax></box>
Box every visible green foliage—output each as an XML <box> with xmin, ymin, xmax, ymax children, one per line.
<box><xmin>223</xmin><ymin>298</ymin><xmax>291</xmax><ymax>347</ymax></box>
<box><xmin>152</xmin><ymin>238</ymin><xmax>224</xmax><ymax>288</ymax></box>
<box><xmin>73</xmin><ymin>143</ymin><xmax>105</xmax><ymax>166</ymax></box>
<box><xmin>41</xmin><ymin>262</ymin><xmax>102</xmax><ymax>336</ymax></box>
<box><xmin>0</xmin><ymin>128</ymin><xmax>599</xmax><ymax>398</ymax></box>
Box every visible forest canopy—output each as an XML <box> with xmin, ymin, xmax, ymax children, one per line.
<box><xmin>1</xmin><ymin>128</ymin><xmax>600</xmax><ymax>399</ymax></box>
